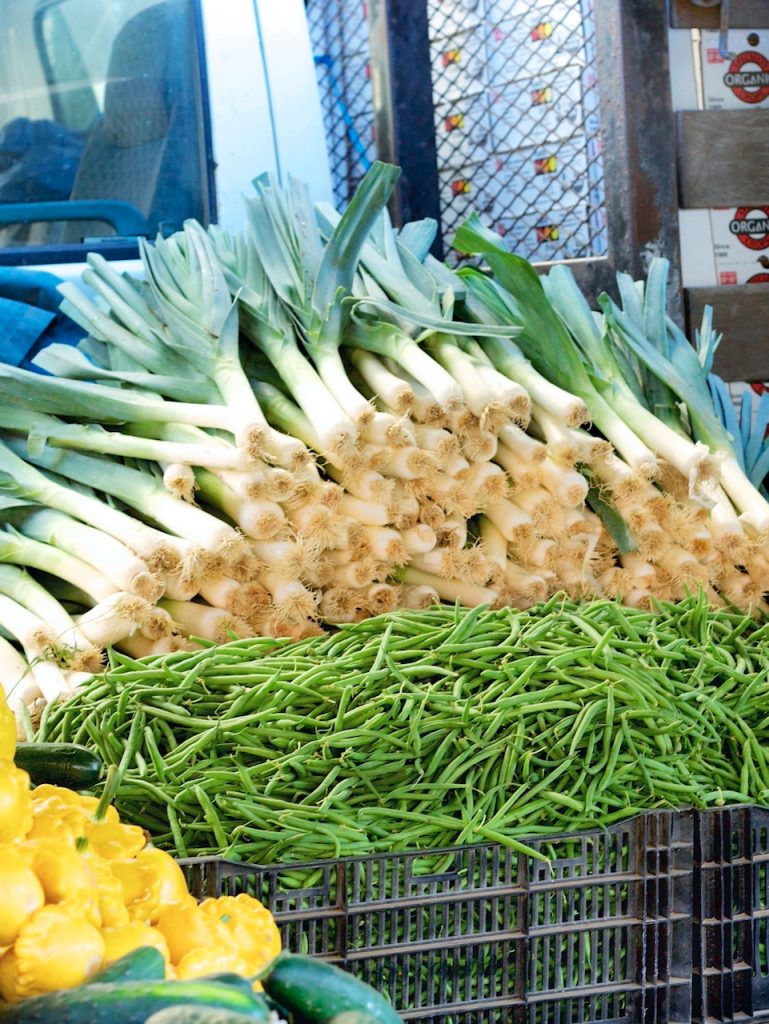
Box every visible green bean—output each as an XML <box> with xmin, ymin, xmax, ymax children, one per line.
<box><xmin>567</xmin><ymin>699</ymin><xmax>608</xmax><ymax>756</ymax></box>
<box><xmin>33</xmin><ymin>599</ymin><xmax>769</xmax><ymax>867</ymax></box>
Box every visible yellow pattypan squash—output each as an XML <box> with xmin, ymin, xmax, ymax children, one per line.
<box><xmin>175</xmin><ymin>946</ymin><xmax>253</xmax><ymax>981</ymax></box>
<box><xmin>135</xmin><ymin>847</ymin><xmax>194</xmax><ymax>921</ymax></box>
<box><xmin>109</xmin><ymin>858</ymin><xmax>162</xmax><ymax>924</ymax></box>
<box><xmin>20</xmin><ymin>839</ymin><xmax>101</xmax><ymax>927</ymax></box>
<box><xmin>0</xmin><ymin>690</ymin><xmax>16</xmax><ymax>762</ymax></box>
<box><xmin>84</xmin><ymin>818</ymin><xmax>146</xmax><ymax>860</ymax></box>
<box><xmin>76</xmin><ymin>793</ymin><xmax>120</xmax><ymax>822</ymax></box>
<box><xmin>155</xmin><ymin>901</ymin><xmax>235</xmax><ymax>966</ymax></box>
<box><xmin>0</xmin><ymin>760</ymin><xmax>32</xmax><ymax>843</ymax></box>
<box><xmin>0</xmin><ymin>845</ymin><xmax>44</xmax><ymax>947</ymax></box>
<box><xmin>101</xmin><ymin>922</ymin><xmax>170</xmax><ymax>965</ymax></box>
<box><xmin>4</xmin><ymin>904</ymin><xmax>104</xmax><ymax>997</ymax></box>
<box><xmin>199</xmin><ymin>894</ymin><xmax>281</xmax><ymax>974</ymax></box>
<box><xmin>83</xmin><ymin>851</ymin><xmax>131</xmax><ymax>929</ymax></box>
<box><xmin>30</xmin><ymin>784</ymin><xmax>84</xmax><ymax>813</ymax></box>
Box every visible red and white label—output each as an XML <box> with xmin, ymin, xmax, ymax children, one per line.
<box><xmin>723</xmin><ymin>50</ymin><xmax>769</xmax><ymax>104</ymax></box>
<box><xmin>729</xmin><ymin>207</ymin><xmax>769</xmax><ymax>250</ymax></box>
<box><xmin>701</xmin><ymin>31</ymin><xmax>769</xmax><ymax>108</ymax></box>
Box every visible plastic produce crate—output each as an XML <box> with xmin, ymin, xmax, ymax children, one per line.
<box><xmin>181</xmin><ymin>810</ymin><xmax>694</xmax><ymax>1023</ymax></box>
<box><xmin>692</xmin><ymin>805</ymin><xmax>769</xmax><ymax>1023</ymax></box>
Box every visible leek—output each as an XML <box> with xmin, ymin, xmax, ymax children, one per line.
<box><xmin>0</xmin><ymin>526</ymin><xmax>118</xmax><ymax>604</ymax></box>
<box><xmin>4</xmin><ymin>440</ymin><xmax>243</xmax><ymax>558</ymax></box>
<box><xmin>0</xmin><ymin>440</ymin><xmax>182</xmax><ymax>573</ymax></box>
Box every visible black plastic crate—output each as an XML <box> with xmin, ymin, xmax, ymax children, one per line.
<box><xmin>181</xmin><ymin>810</ymin><xmax>693</xmax><ymax>1024</ymax></box>
<box><xmin>692</xmin><ymin>805</ymin><xmax>769</xmax><ymax>1023</ymax></box>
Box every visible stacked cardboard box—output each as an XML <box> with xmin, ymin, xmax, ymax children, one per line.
<box><xmin>674</xmin><ymin>27</ymin><xmax>769</xmax><ymax>289</ymax></box>
<box><xmin>428</xmin><ymin>0</ymin><xmax>607</xmax><ymax>262</ymax></box>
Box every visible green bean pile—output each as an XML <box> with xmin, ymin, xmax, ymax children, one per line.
<box><xmin>36</xmin><ymin>594</ymin><xmax>769</xmax><ymax>862</ymax></box>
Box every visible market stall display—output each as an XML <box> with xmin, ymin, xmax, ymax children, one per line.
<box><xmin>3</xmin><ymin>159</ymin><xmax>769</xmax><ymax>1023</ymax></box>
<box><xmin>0</xmin><ymin>163</ymin><xmax>768</xmax><ymax>719</ymax></box>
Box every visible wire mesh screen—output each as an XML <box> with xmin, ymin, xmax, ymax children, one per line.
<box><xmin>306</xmin><ymin>0</ymin><xmax>377</xmax><ymax>209</ymax></box>
<box><xmin>306</xmin><ymin>0</ymin><xmax>607</xmax><ymax>265</ymax></box>
<box><xmin>428</xmin><ymin>0</ymin><xmax>607</xmax><ymax>263</ymax></box>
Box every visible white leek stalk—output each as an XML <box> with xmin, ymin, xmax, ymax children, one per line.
<box><xmin>0</xmin><ymin>527</ymin><xmax>118</xmax><ymax>604</ymax></box>
<box><xmin>338</xmin><ymin>494</ymin><xmax>390</xmax><ymax>527</ymax></box>
<box><xmin>401</xmin><ymin>524</ymin><xmax>437</xmax><ymax>554</ymax></box>
<box><xmin>158</xmin><ymin>599</ymin><xmax>248</xmax><ymax>643</ymax></box>
<box><xmin>402</xmin><ymin>584</ymin><xmax>440</xmax><ymax>609</ymax></box>
<box><xmin>9</xmin><ymin>442</ymin><xmax>243</xmax><ymax>557</ymax></box>
<box><xmin>0</xmin><ymin>565</ymin><xmax>101</xmax><ymax>672</ymax></box>
<box><xmin>397</xmin><ymin>566</ymin><xmax>499</xmax><ymax>606</ymax></box>
<box><xmin>194</xmin><ymin>468</ymin><xmax>287</xmax><ymax>541</ymax></box>
<box><xmin>0</xmin><ymin>407</ymin><xmax>254</xmax><ymax>471</ymax></box>
<box><xmin>0</xmin><ymin>638</ymin><xmax>40</xmax><ymax>713</ymax></box>
<box><xmin>0</xmin><ymin>441</ymin><xmax>181</xmax><ymax>574</ymax></box>
<box><xmin>75</xmin><ymin>593</ymin><xmax>150</xmax><ymax>646</ymax></box>
<box><xmin>349</xmin><ymin>349</ymin><xmax>415</xmax><ymax>415</ymax></box>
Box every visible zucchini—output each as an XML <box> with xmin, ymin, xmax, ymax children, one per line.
<box><xmin>325</xmin><ymin>1014</ymin><xmax>382</xmax><ymax>1024</ymax></box>
<box><xmin>90</xmin><ymin>947</ymin><xmax>166</xmax><ymax>984</ymax></box>
<box><xmin>198</xmin><ymin>975</ymin><xmax>259</xmax><ymax>997</ymax></box>
<box><xmin>14</xmin><ymin>743</ymin><xmax>102</xmax><ymax>790</ymax></box>
<box><xmin>2</xmin><ymin>978</ymin><xmax>272</xmax><ymax>1024</ymax></box>
<box><xmin>262</xmin><ymin>954</ymin><xmax>403</xmax><ymax>1024</ymax></box>
<box><xmin>145</xmin><ymin>1008</ymin><xmax>265</xmax><ymax>1024</ymax></box>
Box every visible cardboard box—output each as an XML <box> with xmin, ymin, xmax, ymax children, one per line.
<box><xmin>728</xmin><ymin>381</ymin><xmax>769</xmax><ymax>405</ymax></box>
<box><xmin>679</xmin><ymin>207</ymin><xmax>769</xmax><ymax>287</ymax></box>
<box><xmin>675</xmin><ymin>30</ymin><xmax>769</xmax><ymax>287</ymax></box>
<box><xmin>486</xmin><ymin>2</ymin><xmax>588</xmax><ymax>86</ymax></box>
<box><xmin>678</xmin><ymin>210</ymin><xmax>716</xmax><ymax>288</ymax></box>
<box><xmin>430</xmin><ymin>26</ymin><xmax>490</xmax><ymax>104</ymax></box>
<box><xmin>490</xmin><ymin>203</ymin><xmax>593</xmax><ymax>262</ymax></box>
<box><xmin>700</xmin><ymin>29</ymin><xmax>769</xmax><ymax>109</ymax></box>
<box><xmin>710</xmin><ymin>206</ymin><xmax>769</xmax><ymax>281</ymax></box>
<box><xmin>437</xmin><ymin>135</ymin><xmax>594</xmax><ymax>227</ymax></box>
<box><xmin>488</xmin><ymin>63</ymin><xmax>586</xmax><ymax>152</ymax></box>
<box><xmin>427</xmin><ymin>0</ymin><xmax>486</xmax><ymax>40</ymax></box>
<box><xmin>714</xmin><ymin>266</ymin><xmax>769</xmax><ymax>284</ymax></box>
<box><xmin>489</xmin><ymin>138</ymin><xmax>592</xmax><ymax>218</ymax></box>
<box><xmin>438</xmin><ymin>160</ymin><xmax>497</xmax><ymax>227</ymax></box>
<box><xmin>434</xmin><ymin>94</ymin><xmax>495</xmax><ymax>168</ymax></box>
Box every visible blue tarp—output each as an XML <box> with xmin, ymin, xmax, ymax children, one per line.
<box><xmin>0</xmin><ymin>267</ymin><xmax>81</xmax><ymax>371</ymax></box>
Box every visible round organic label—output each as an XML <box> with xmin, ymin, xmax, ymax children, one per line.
<box><xmin>723</xmin><ymin>50</ymin><xmax>769</xmax><ymax>103</ymax></box>
<box><xmin>728</xmin><ymin>207</ymin><xmax>769</xmax><ymax>250</ymax></box>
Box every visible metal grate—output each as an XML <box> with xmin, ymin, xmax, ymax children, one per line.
<box><xmin>306</xmin><ymin>0</ymin><xmax>378</xmax><ymax>209</ymax></box>
<box><xmin>426</xmin><ymin>0</ymin><xmax>606</xmax><ymax>263</ymax></box>
<box><xmin>182</xmin><ymin>811</ymin><xmax>693</xmax><ymax>1024</ymax></box>
<box><xmin>306</xmin><ymin>0</ymin><xmax>607</xmax><ymax>265</ymax></box>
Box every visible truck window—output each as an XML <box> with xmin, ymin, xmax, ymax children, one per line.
<box><xmin>0</xmin><ymin>0</ymin><xmax>211</xmax><ymax>260</ymax></box>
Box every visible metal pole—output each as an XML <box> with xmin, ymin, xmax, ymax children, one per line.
<box><xmin>590</xmin><ymin>0</ymin><xmax>683</xmax><ymax>317</ymax></box>
<box><xmin>367</xmin><ymin>0</ymin><xmax>443</xmax><ymax>254</ymax></box>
